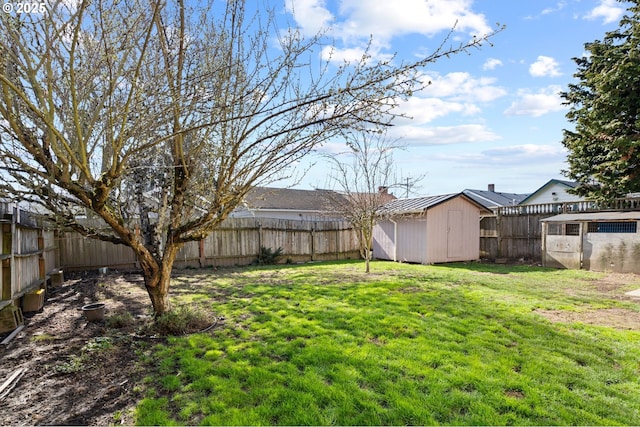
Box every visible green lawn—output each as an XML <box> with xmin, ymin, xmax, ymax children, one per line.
<box><xmin>134</xmin><ymin>261</ymin><xmax>640</xmax><ymax>425</ymax></box>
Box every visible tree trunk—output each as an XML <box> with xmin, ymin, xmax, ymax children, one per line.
<box><xmin>146</xmin><ymin>273</ymin><xmax>171</xmax><ymax>316</ymax></box>
<box><xmin>137</xmin><ymin>241</ymin><xmax>180</xmax><ymax>317</ymax></box>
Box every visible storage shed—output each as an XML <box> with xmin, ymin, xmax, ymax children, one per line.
<box><xmin>373</xmin><ymin>193</ymin><xmax>490</xmax><ymax>264</ymax></box>
<box><xmin>541</xmin><ymin>211</ymin><xmax>640</xmax><ymax>273</ymax></box>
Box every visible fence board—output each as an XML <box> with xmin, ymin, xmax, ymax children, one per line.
<box><xmin>59</xmin><ymin>218</ymin><xmax>360</xmax><ymax>270</ymax></box>
<box><xmin>481</xmin><ymin>213</ymin><xmax>555</xmax><ymax>261</ymax></box>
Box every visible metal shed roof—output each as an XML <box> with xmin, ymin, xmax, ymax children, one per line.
<box><xmin>541</xmin><ymin>212</ymin><xmax>640</xmax><ymax>222</ymax></box>
<box><xmin>380</xmin><ymin>193</ymin><xmax>490</xmax><ymax>215</ymax></box>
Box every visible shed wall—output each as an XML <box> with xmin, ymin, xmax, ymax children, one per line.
<box><xmin>396</xmin><ymin>218</ymin><xmax>427</xmax><ymax>263</ymax></box>
<box><xmin>373</xmin><ymin>220</ymin><xmax>396</xmax><ymax>261</ymax></box>
<box><xmin>426</xmin><ymin>198</ymin><xmax>481</xmax><ymax>263</ymax></box>
<box><xmin>372</xmin><ymin>195</ymin><xmax>482</xmax><ymax>264</ymax></box>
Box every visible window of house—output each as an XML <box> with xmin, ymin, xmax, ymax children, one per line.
<box><xmin>587</xmin><ymin>221</ymin><xmax>637</xmax><ymax>233</ymax></box>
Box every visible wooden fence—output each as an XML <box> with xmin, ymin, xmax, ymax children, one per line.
<box><xmin>1</xmin><ymin>205</ymin><xmax>59</xmax><ymax>311</ymax></box>
<box><xmin>480</xmin><ymin>214</ymin><xmax>551</xmax><ymax>261</ymax></box>
<box><xmin>58</xmin><ymin>218</ymin><xmax>360</xmax><ymax>270</ymax></box>
<box><xmin>480</xmin><ymin>197</ymin><xmax>640</xmax><ymax>261</ymax></box>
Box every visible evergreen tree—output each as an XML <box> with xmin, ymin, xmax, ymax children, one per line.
<box><xmin>562</xmin><ymin>0</ymin><xmax>640</xmax><ymax>201</ymax></box>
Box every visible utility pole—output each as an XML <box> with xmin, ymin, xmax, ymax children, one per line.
<box><xmin>392</xmin><ymin>174</ymin><xmax>423</xmax><ymax>198</ymax></box>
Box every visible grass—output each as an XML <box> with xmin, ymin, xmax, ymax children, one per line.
<box><xmin>134</xmin><ymin>261</ymin><xmax>640</xmax><ymax>425</ymax></box>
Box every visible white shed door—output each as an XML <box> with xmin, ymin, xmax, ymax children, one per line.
<box><xmin>447</xmin><ymin>210</ymin><xmax>464</xmax><ymax>258</ymax></box>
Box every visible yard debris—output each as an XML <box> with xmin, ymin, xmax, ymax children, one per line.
<box><xmin>625</xmin><ymin>289</ymin><xmax>640</xmax><ymax>298</ymax></box>
<box><xmin>0</xmin><ymin>367</ymin><xmax>26</xmax><ymax>401</ymax></box>
<box><xmin>1</xmin><ymin>325</ymin><xmax>24</xmax><ymax>346</ymax></box>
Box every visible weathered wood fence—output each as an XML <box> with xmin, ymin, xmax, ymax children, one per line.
<box><xmin>1</xmin><ymin>205</ymin><xmax>59</xmax><ymax>311</ymax></box>
<box><xmin>480</xmin><ymin>197</ymin><xmax>640</xmax><ymax>261</ymax></box>
<box><xmin>58</xmin><ymin>218</ymin><xmax>360</xmax><ymax>270</ymax></box>
<box><xmin>480</xmin><ymin>214</ymin><xmax>550</xmax><ymax>261</ymax></box>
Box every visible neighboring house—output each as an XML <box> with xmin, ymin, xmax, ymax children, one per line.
<box><xmin>463</xmin><ymin>184</ymin><xmax>529</xmax><ymax>210</ymax></box>
<box><xmin>519</xmin><ymin>179</ymin><xmax>584</xmax><ymax>205</ymax></box>
<box><xmin>230</xmin><ymin>187</ymin><xmax>345</xmax><ymax>221</ymax></box>
<box><xmin>540</xmin><ymin>211</ymin><xmax>640</xmax><ymax>274</ymax></box>
<box><xmin>230</xmin><ymin>186</ymin><xmax>396</xmax><ymax>221</ymax></box>
<box><xmin>373</xmin><ymin>193</ymin><xmax>492</xmax><ymax>264</ymax></box>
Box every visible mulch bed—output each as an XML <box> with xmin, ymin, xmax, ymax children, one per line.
<box><xmin>0</xmin><ymin>271</ymin><xmax>153</xmax><ymax>426</ymax></box>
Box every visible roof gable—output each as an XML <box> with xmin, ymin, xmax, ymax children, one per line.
<box><xmin>519</xmin><ymin>179</ymin><xmax>580</xmax><ymax>205</ymax></box>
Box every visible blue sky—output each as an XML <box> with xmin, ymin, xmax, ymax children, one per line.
<box><xmin>282</xmin><ymin>0</ymin><xmax>632</xmax><ymax>196</ymax></box>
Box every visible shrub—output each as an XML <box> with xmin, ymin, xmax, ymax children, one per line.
<box><xmin>256</xmin><ymin>246</ymin><xmax>283</xmax><ymax>265</ymax></box>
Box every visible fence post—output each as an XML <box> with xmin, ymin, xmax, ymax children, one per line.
<box><xmin>310</xmin><ymin>226</ymin><xmax>315</xmax><ymax>261</ymax></box>
<box><xmin>496</xmin><ymin>209</ymin><xmax>502</xmax><ymax>259</ymax></box>
<box><xmin>198</xmin><ymin>239</ymin><xmax>205</xmax><ymax>268</ymax></box>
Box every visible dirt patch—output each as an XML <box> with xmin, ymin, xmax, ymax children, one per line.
<box><xmin>535</xmin><ymin>308</ymin><xmax>640</xmax><ymax>330</ymax></box>
<box><xmin>590</xmin><ymin>272</ymin><xmax>640</xmax><ymax>293</ymax></box>
<box><xmin>0</xmin><ymin>272</ymin><xmax>153</xmax><ymax>426</ymax></box>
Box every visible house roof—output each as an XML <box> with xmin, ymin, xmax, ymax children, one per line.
<box><xmin>242</xmin><ymin>187</ymin><xmax>341</xmax><ymax>211</ymax></box>
<box><xmin>519</xmin><ymin>179</ymin><xmax>579</xmax><ymax>205</ymax></box>
<box><xmin>462</xmin><ymin>189</ymin><xmax>529</xmax><ymax>209</ymax></box>
<box><xmin>380</xmin><ymin>193</ymin><xmax>490</xmax><ymax>215</ymax></box>
<box><xmin>241</xmin><ymin>187</ymin><xmax>396</xmax><ymax>212</ymax></box>
<box><xmin>541</xmin><ymin>212</ymin><xmax>640</xmax><ymax>222</ymax></box>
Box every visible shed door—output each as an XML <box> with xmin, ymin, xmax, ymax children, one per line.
<box><xmin>447</xmin><ymin>210</ymin><xmax>463</xmax><ymax>258</ymax></box>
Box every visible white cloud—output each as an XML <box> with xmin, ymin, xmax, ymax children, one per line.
<box><xmin>285</xmin><ymin>0</ymin><xmax>334</xmax><ymax>36</ymax></box>
<box><xmin>483</xmin><ymin>58</ymin><xmax>503</xmax><ymax>71</ymax></box>
<box><xmin>504</xmin><ymin>86</ymin><xmax>566</xmax><ymax>117</ymax></box>
<box><xmin>529</xmin><ymin>56</ymin><xmax>562</xmax><ymax>77</ymax></box>
<box><xmin>584</xmin><ymin>0</ymin><xmax>624</xmax><ymax>24</ymax></box>
<box><xmin>315</xmin><ymin>140</ymin><xmax>350</xmax><ymax>155</ymax></box>
<box><xmin>434</xmin><ymin>144</ymin><xmax>567</xmax><ymax>165</ymax></box>
<box><xmin>541</xmin><ymin>2</ymin><xmax>567</xmax><ymax>16</ymax></box>
<box><xmin>334</xmin><ymin>0</ymin><xmax>492</xmax><ymax>40</ymax></box>
<box><xmin>482</xmin><ymin>144</ymin><xmax>566</xmax><ymax>161</ymax></box>
<box><xmin>320</xmin><ymin>45</ymin><xmax>393</xmax><ymax>63</ymax></box>
<box><xmin>396</xmin><ymin>97</ymin><xmax>479</xmax><ymax>124</ymax></box>
<box><xmin>287</xmin><ymin>0</ymin><xmax>492</xmax><ymax>55</ymax></box>
<box><xmin>391</xmin><ymin>72</ymin><xmax>506</xmax><ymax>125</ymax></box>
<box><xmin>392</xmin><ymin>124</ymin><xmax>500</xmax><ymax>145</ymax></box>
<box><xmin>420</xmin><ymin>72</ymin><xmax>506</xmax><ymax>102</ymax></box>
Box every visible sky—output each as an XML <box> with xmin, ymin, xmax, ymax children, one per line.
<box><xmin>281</xmin><ymin>0</ymin><xmax>633</xmax><ymax>197</ymax></box>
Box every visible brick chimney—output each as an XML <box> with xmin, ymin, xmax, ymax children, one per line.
<box><xmin>488</xmin><ymin>184</ymin><xmax>495</xmax><ymax>192</ymax></box>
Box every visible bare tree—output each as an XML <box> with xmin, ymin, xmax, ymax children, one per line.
<box><xmin>0</xmin><ymin>0</ymin><xmax>501</xmax><ymax>315</ymax></box>
<box><xmin>323</xmin><ymin>130</ymin><xmax>400</xmax><ymax>273</ymax></box>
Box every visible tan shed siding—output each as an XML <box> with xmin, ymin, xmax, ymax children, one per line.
<box><xmin>396</xmin><ymin>218</ymin><xmax>427</xmax><ymax>263</ymax></box>
<box><xmin>373</xmin><ymin>220</ymin><xmax>395</xmax><ymax>260</ymax></box>
<box><xmin>426</xmin><ymin>197</ymin><xmax>480</xmax><ymax>263</ymax></box>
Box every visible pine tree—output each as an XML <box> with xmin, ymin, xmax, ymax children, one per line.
<box><xmin>562</xmin><ymin>0</ymin><xmax>640</xmax><ymax>201</ymax></box>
